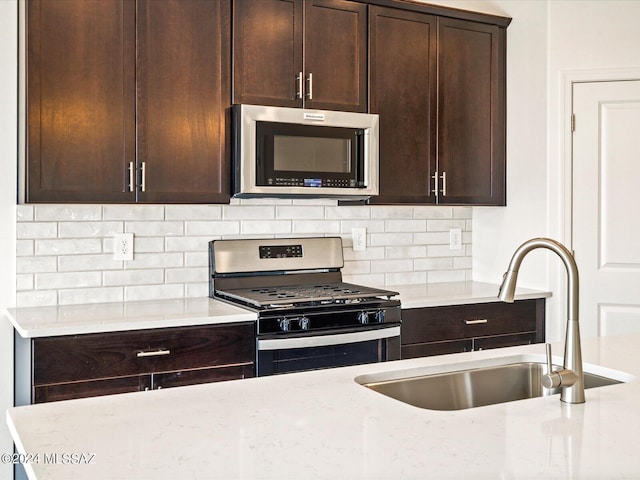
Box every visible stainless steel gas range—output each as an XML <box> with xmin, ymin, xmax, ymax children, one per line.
<box><xmin>208</xmin><ymin>237</ymin><xmax>401</xmax><ymax>376</ymax></box>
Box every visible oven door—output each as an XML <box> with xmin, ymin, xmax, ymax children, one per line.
<box><xmin>256</xmin><ymin>325</ymin><xmax>400</xmax><ymax>376</ymax></box>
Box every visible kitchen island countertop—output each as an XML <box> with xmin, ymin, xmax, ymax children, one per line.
<box><xmin>6</xmin><ymin>334</ymin><xmax>638</xmax><ymax>479</ymax></box>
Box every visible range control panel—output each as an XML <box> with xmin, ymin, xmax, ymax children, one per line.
<box><xmin>259</xmin><ymin>244</ymin><xmax>303</xmax><ymax>259</ymax></box>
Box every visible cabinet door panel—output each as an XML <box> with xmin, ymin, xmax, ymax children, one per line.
<box><xmin>304</xmin><ymin>0</ymin><xmax>367</xmax><ymax>112</ymax></box>
<box><xmin>473</xmin><ymin>332</ymin><xmax>536</xmax><ymax>351</ymax></box>
<box><xmin>368</xmin><ymin>6</ymin><xmax>436</xmax><ymax>204</ymax></box>
<box><xmin>232</xmin><ymin>0</ymin><xmax>303</xmax><ymax>108</ymax></box>
<box><xmin>26</xmin><ymin>0</ymin><xmax>135</xmax><ymax>203</ymax></box>
<box><xmin>34</xmin><ymin>375</ymin><xmax>150</xmax><ymax>404</ymax></box>
<box><xmin>437</xmin><ymin>17</ymin><xmax>505</xmax><ymax>205</ymax></box>
<box><xmin>153</xmin><ymin>364</ymin><xmax>254</xmax><ymax>389</ymax></box>
<box><xmin>402</xmin><ymin>339</ymin><xmax>471</xmax><ymax>359</ymax></box>
<box><xmin>33</xmin><ymin>323</ymin><xmax>255</xmax><ymax>385</ymax></box>
<box><xmin>137</xmin><ymin>0</ymin><xmax>231</xmax><ymax>203</ymax></box>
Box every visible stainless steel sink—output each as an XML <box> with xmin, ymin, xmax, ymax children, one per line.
<box><xmin>359</xmin><ymin>362</ymin><xmax>623</xmax><ymax>411</ymax></box>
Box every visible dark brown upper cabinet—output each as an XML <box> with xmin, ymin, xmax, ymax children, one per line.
<box><xmin>368</xmin><ymin>6</ymin><xmax>437</xmax><ymax>204</ymax></box>
<box><xmin>26</xmin><ymin>0</ymin><xmax>231</xmax><ymax>204</ymax></box>
<box><xmin>366</xmin><ymin>4</ymin><xmax>507</xmax><ymax>206</ymax></box>
<box><xmin>232</xmin><ymin>0</ymin><xmax>367</xmax><ymax>112</ymax></box>
<box><xmin>436</xmin><ymin>17</ymin><xmax>506</xmax><ymax>205</ymax></box>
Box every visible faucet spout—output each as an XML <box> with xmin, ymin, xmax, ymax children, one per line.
<box><xmin>498</xmin><ymin>237</ymin><xmax>585</xmax><ymax>404</ymax></box>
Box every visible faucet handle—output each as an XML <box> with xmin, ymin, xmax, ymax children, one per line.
<box><xmin>542</xmin><ymin>343</ymin><xmax>562</xmax><ymax>389</ymax></box>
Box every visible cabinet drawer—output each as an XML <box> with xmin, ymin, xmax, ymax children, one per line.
<box><xmin>33</xmin><ymin>375</ymin><xmax>151</xmax><ymax>404</ymax></box>
<box><xmin>33</xmin><ymin>323</ymin><xmax>255</xmax><ymax>385</ymax></box>
<box><xmin>402</xmin><ymin>300</ymin><xmax>540</xmax><ymax>344</ymax></box>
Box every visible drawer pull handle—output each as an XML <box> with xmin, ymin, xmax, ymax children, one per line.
<box><xmin>137</xmin><ymin>349</ymin><xmax>171</xmax><ymax>358</ymax></box>
<box><xmin>465</xmin><ymin>319</ymin><xmax>488</xmax><ymax>325</ymax></box>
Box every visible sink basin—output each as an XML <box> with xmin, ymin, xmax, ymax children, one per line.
<box><xmin>358</xmin><ymin>361</ymin><xmax>625</xmax><ymax>411</ymax></box>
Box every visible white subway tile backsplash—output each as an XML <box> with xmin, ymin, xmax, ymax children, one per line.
<box><xmin>17</xmin><ymin>222</ymin><xmax>57</xmax><ymax>239</ymax></box>
<box><xmin>276</xmin><ymin>206</ymin><xmax>325</xmax><ymax>219</ymax></box>
<box><xmin>386</xmin><ymin>271</ymin><xmax>427</xmax><ymax>286</ymax></box>
<box><xmin>58</xmin><ymin>221</ymin><xmax>122</xmax><ymax>238</ymax></box>
<box><xmin>103</xmin><ymin>205</ymin><xmax>164</xmax><ymax>221</ymax></box>
<box><xmin>292</xmin><ymin>220</ymin><xmax>341</xmax><ymax>234</ymax></box>
<box><xmin>165</xmin><ymin>205</ymin><xmax>222</xmax><ymax>220</ymax></box>
<box><xmin>59</xmin><ymin>287</ymin><xmax>124</xmax><ymax>305</ymax></box>
<box><xmin>35</xmin><ymin>238</ymin><xmax>102</xmax><ymax>256</ymax></box>
<box><xmin>35</xmin><ymin>271</ymin><xmax>102</xmax><ymax>290</ymax></box>
<box><xmin>384</xmin><ymin>219</ymin><xmax>427</xmax><ymax>233</ymax></box>
<box><xmin>426</xmin><ymin>219</ymin><xmax>467</xmax><ymax>232</ymax></box>
<box><xmin>126</xmin><ymin>221</ymin><xmax>184</xmax><ymax>236</ymax></box>
<box><xmin>103</xmin><ymin>269</ymin><xmax>164</xmax><ymax>287</ymax></box>
<box><xmin>17</xmin><ymin>256</ymin><xmax>57</xmax><ymax>273</ymax></box>
<box><xmin>124</xmin><ymin>284</ymin><xmax>184</xmax><ymax>302</ymax></box>
<box><xmin>58</xmin><ymin>254</ymin><xmax>122</xmax><ymax>272</ymax></box>
<box><xmin>35</xmin><ymin>205</ymin><xmax>102</xmax><ymax>221</ymax></box>
<box><xmin>241</xmin><ymin>220</ymin><xmax>291</xmax><ymax>235</ymax></box>
<box><xmin>15</xmin><ymin>202</ymin><xmax>473</xmax><ymax>307</ymax></box>
<box><xmin>126</xmin><ymin>252</ymin><xmax>183</xmax><ymax>269</ymax></box>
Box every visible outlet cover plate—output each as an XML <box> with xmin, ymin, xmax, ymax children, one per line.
<box><xmin>114</xmin><ymin>233</ymin><xmax>134</xmax><ymax>261</ymax></box>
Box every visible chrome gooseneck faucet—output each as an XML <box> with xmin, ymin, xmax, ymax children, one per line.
<box><xmin>498</xmin><ymin>237</ymin><xmax>585</xmax><ymax>404</ymax></box>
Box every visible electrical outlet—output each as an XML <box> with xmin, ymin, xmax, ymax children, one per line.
<box><xmin>352</xmin><ymin>227</ymin><xmax>366</xmax><ymax>251</ymax></box>
<box><xmin>449</xmin><ymin>228</ymin><xmax>462</xmax><ymax>250</ymax></box>
<box><xmin>113</xmin><ymin>233</ymin><xmax>134</xmax><ymax>261</ymax></box>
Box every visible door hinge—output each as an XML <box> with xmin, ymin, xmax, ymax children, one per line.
<box><xmin>571</xmin><ymin>113</ymin><xmax>576</xmax><ymax>132</ymax></box>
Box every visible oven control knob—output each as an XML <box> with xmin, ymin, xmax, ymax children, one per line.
<box><xmin>279</xmin><ymin>318</ymin><xmax>292</xmax><ymax>332</ymax></box>
<box><xmin>357</xmin><ymin>311</ymin><xmax>369</xmax><ymax>325</ymax></box>
<box><xmin>375</xmin><ymin>310</ymin><xmax>385</xmax><ymax>323</ymax></box>
<box><xmin>298</xmin><ymin>316</ymin><xmax>311</xmax><ymax>330</ymax></box>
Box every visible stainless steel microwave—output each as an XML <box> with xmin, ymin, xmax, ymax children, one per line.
<box><xmin>231</xmin><ymin>104</ymin><xmax>379</xmax><ymax>199</ymax></box>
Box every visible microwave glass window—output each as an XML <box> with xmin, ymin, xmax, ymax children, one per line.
<box><xmin>273</xmin><ymin>136</ymin><xmax>351</xmax><ymax>173</ymax></box>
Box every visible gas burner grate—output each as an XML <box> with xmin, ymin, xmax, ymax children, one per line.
<box><xmin>220</xmin><ymin>282</ymin><xmax>397</xmax><ymax>308</ymax></box>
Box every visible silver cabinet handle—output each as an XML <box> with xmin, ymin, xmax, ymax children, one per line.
<box><xmin>136</xmin><ymin>349</ymin><xmax>170</xmax><ymax>358</ymax></box>
<box><xmin>306</xmin><ymin>72</ymin><xmax>313</xmax><ymax>100</ymax></box>
<box><xmin>432</xmin><ymin>170</ymin><xmax>439</xmax><ymax>198</ymax></box>
<box><xmin>128</xmin><ymin>162</ymin><xmax>135</xmax><ymax>192</ymax></box>
<box><xmin>296</xmin><ymin>71</ymin><xmax>303</xmax><ymax>99</ymax></box>
<box><xmin>141</xmin><ymin>161</ymin><xmax>146</xmax><ymax>192</ymax></box>
<box><xmin>464</xmin><ymin>319</ymin><xmax>488</xmax><ymax>325</ymax></box>
<box><xmin>441</xmin><ymin>171</ymin><xmax>447</xmax><ymax>196</ymax></box>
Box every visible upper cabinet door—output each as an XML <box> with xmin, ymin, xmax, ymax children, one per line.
<box><xmin>303</xmin><ymin>0</ymin><xmax>367</xmax><ymax>112</ymax></box>
<box><xmin>26</xmin><ymin>0</ymin><xmax>136</xmax><ymax>203</ymax></box>
<box><xmin>136</xmin><ymin>0</ymin><xmax>231</xmax><ymax>204</ymax></box>
<box><xmin>232</xmin><ymin>0</ymin><xmax>366</xmax><ymax>112</ymax></box>
<box><xmin>232</xmin><ymin>0</ymin><xmax>304</xmax><ymax>108</ymax></box>
<box><xmin>436</xmin><ymin>17</ymin><xmax>506</xmax><ymax>206</ymax></box>
<box><xmin>367</xmin><ymin>6</ymin><xmax>437</xmax><ymax>204</ymax></box>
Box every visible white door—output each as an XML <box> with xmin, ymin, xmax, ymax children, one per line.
<box><xmin>572</xmin><ymin>80</ymin><xmax>640</xmax><ymax>337</ymax></box>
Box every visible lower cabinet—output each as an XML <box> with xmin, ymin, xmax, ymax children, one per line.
<box><xmin>401</xmin><ymin>299</ymin><xmax>545</xmax><ymax>359</ymax></box>
<box><xmin>18</xmin><ymin>322</ymin><xmax>255</xmax><ymax>404</ymax></box>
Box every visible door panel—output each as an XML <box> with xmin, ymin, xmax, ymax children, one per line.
<box><xmin>137</xmin><ymin>0</ymin><xmax>231</xmax><ymax>203</ymax></box>
<box><xmin>367</xmin><ymin>6</ymin><xmax>436</xmax><ymax>204</ymax></box>
<box><xmin>26</xmin><ymin>0</ymin><xmax>136</xmax><ymax>202</ymax></box>
<box><xmin>232</xmin><ymin>0</ymin><xmax>303</xmax><ymax>108</ymax></box>
<box><xmin>304</xmin><ymin>0</ymin><xmax>367</xmax><ymax>112</ymax></box>
<box><xmin>572</xmin><ymin>80</ymin><xmax>640</xmax><ymax>337</ymax></box>
<box><xmin>437</xmin><ymin>18</ymin><xmax>505</xmax><ymax>205</ymax></box>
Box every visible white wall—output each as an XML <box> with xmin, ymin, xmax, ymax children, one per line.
<box><xmin>0</xmin><ymin>1</ymin><xmax>17</xmax><ymax>479</ymax></box>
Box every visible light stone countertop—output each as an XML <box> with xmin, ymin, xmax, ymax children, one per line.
<box><xmin>6</xmin><ymin>334</ymin><xmax>639</xmax><ymax>480</ymax></box>
<box><xmin>391</xmin><ymin>281</ymin><xmax>550</xmax><ymax>309</ymax></box>
<box><xmin>4</xmin><ymin>281</ymin><xmax>550</xmax><ymax>338</ymax></box>
<box><xmin>3</xmin><ymin>298</ymin><xmax>257</xmax><ymax>338</ymax></box>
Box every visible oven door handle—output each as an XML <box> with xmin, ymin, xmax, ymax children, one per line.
<box><xmin>257</xmin><ymin>326</ymin><xmax>401</xmax><ymax>351</ymax></box>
